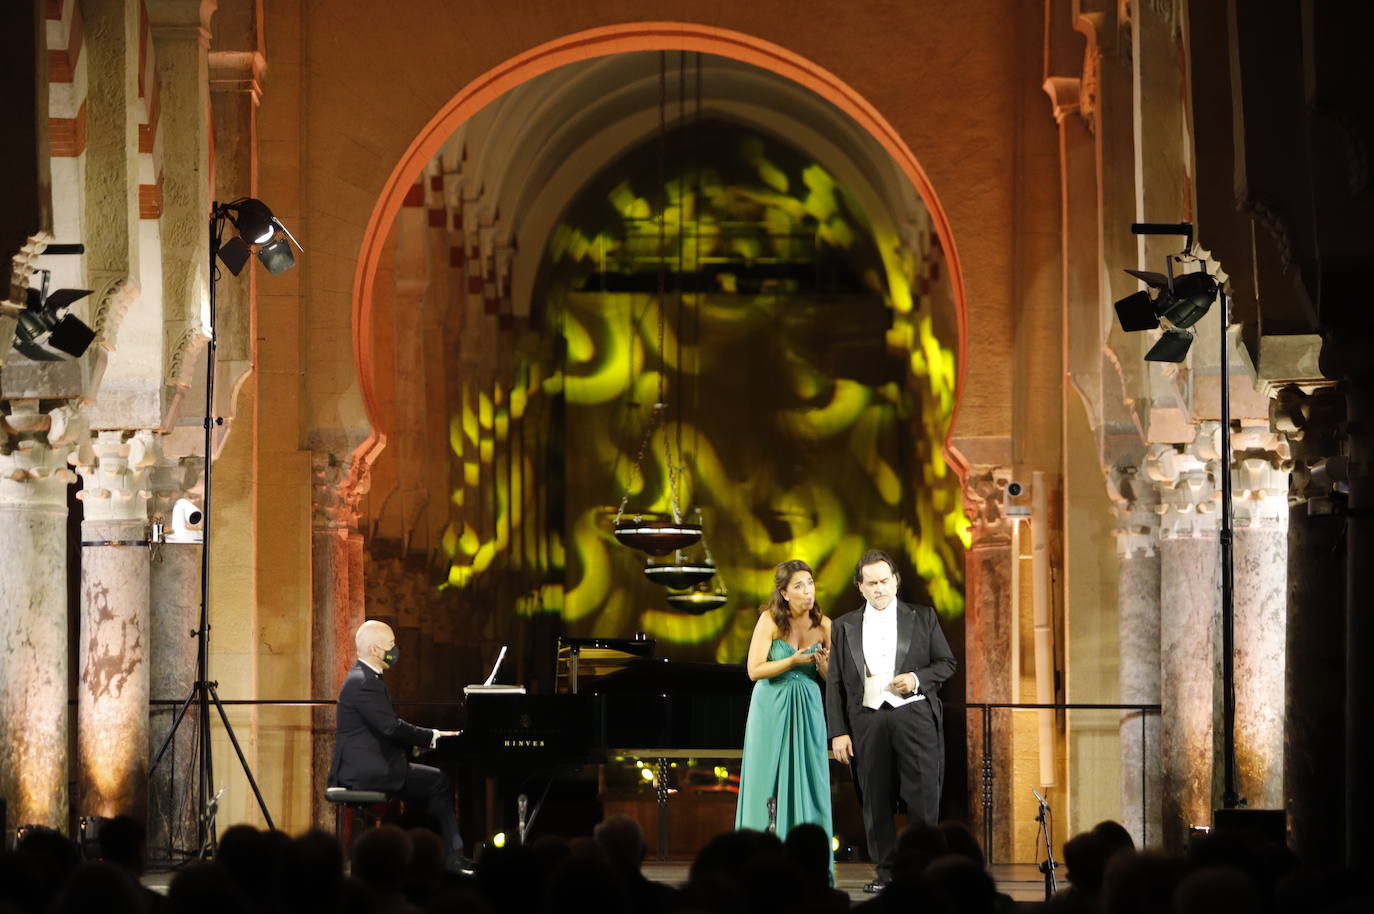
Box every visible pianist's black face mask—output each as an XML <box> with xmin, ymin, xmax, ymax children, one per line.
<box><xmin>382</xmin><ymin>645</ymin><xmax>400</xmax><ymax>667</ymax></box>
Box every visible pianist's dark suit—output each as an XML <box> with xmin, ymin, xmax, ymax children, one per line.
<box><xmin>329</xmin><ymin>659</ymin><xmax>462</xmax><ymax>854</ymax></box>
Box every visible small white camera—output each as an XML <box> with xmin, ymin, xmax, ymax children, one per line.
<box><xmin>166</xmin><ymin>498</ymin><xmax>204</xmax><ymax>543</ymax></box>
<box><xmin>1003</xmin><ymin>481</ymin><xmax>1030</xmax><ymax>517</ymax></box>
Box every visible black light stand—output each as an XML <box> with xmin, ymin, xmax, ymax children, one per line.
<box><xmin>1217</xmin><ymin>282</ymin><xmax>1239</xmax><ymax>810</ymax></box>
<box><xmin>149</xmin><ymin>201</ymin><xmax>291</xmax><ymax>858</ymax></box>
<box><xmin>1124</xmin><ymin>222</ymin><xmax>1241</xmax><ymax>811</ymax></box>
<box><xmin>1031</xmin><ymin>787</ymin><xmax>1057</xmax><ymax>901</ymax></box>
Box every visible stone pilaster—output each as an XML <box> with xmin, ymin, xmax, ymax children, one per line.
<box><xmin>1109</xmin><ymin>461</ymin><xmax>1162</xmax><ymax>848</ymax></box>
<box><xmin>961</xmin><ymin>465</ymin><xmax>1014</xmax><ymax>862</ymax></box>
<box><xmin>1145</xmin><ymin>438</ymin><xmax>1218</xmax><ymax>851</ymax></box>
<box><xmin>74</xmin><ymin>429</ymin><xmax>155</xmax><ymax>820</ymax></box>
<box><xmin>0</xmin><ymin>401</ymin><xmax>84</xmax><ymax>830</ymax></box>
<box><xmin>1228</xmin><ymin>425</ymin><xmax>1290</xmax><ymax>809</ymax></box>
<box><xmin>146</xmin><ymin>452</ymin><xmax>203</xmax><ymax>855</ymax></box>
<box><xmin>1274</xmin><ymin>385</ymin><xmax>1346</xmax><ymax>864</ymax></box>
<box><xmin>309</xmin><ymin>452</ymin><xmax>365</xmax><ymax>832</ymax></box>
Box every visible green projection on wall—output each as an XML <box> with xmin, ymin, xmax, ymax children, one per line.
<box><xmin>444</xmin><ymin>122</ymin><xmax>964</xmax><ymax>664</ymax></box>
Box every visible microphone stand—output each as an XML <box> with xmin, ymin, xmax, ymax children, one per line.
<box><xmin>1032</xmin><ymin>787</ymin><xmax>1058</xmax><ymax>901</ymax></box>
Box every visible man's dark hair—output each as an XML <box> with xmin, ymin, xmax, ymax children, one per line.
<box><xmin>854</xmin><ymin>549</ymin><xmax>901</xmax><ymax>588</ymax></box>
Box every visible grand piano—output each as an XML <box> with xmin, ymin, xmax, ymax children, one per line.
<box><xmin>435</xmin><ymin>637</ymin><xmax>753</xmax><ymax>853</ymax></box>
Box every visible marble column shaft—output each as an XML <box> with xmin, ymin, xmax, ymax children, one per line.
<box><xmin>1284</xmin><ymin>502</ymin><xmax>1345</xmax><ymax>862</ymax></box>
<box><xmin>310</xmin><ymin>526</ymin><xmax>352</xmax><ymax>832</ymax></box>
<box><xmin>1277</xmin><ymin>385</ymin><xmax>1346</xmax><ymax>864</ymax></box>
<box><xmin>1118</xmin><ymin>549</ymin><xmax>1162</xmax><ymax>847</ymax></box>
<box><xmin>77</xmin><ymin>523</ymin><xmax>151</xmax><ymax>819</ymax></box>
<box><xmin>149</xmin><ymin>540</ymin><xmax>202</xmax><ymax>855</ymax></box>
<box><xmin>1112</xmin><ymin>466</ymin><xmax>1162</xmax><ymax>849</ymax></box>
<box><xmin>1158</xmin><ymin>534</ymin><xmax>1217</xmax><ymax>849</ymax></box>
<box><xmin>1149</xmin><ymin>442</ymin><xmax>1220</xmax><ymax>853</ymax></box>
<box><xmin>964</xmin><ymin>534</ymin><xmax>1013</xmax><ymax>862</ymax></box>
<box><xmin>0</xmin><ymin>500</ymin><xmax>72</xmax><ymax>829</ymax></box>
<box><xmin>1232</xmin><ymin>523</ymin><xmax>1287</xmax><ymax>808</ymax></box>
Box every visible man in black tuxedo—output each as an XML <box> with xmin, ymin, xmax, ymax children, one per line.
<box><xmin>329</xmin><ymin>619</ymin><xmax>470</xmax><ymax>870</ymax></box>
<box><xmin>825</xmin><ymin>549</ymin><xmax>957</xmax><ymax>892</ymax></box>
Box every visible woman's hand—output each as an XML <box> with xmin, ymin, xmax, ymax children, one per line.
<box><xmin>792</xmin><ymin>646</ymin><xmax>818</xmax><ymax>666</ymax></box>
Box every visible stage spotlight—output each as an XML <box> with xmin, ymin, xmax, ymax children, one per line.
<box><xmin>1113</xmin><ymin>265</ymin><xmax>1218</xmax><ymax>362</ymax></box>
<box><xmin>10</xmin><ymin>270</ymin><xmax>94</xmax><ymax>361</ymax></box>
<box><xmin>214</xmin><ymin>198</ymin><xmax>302</xmax><ymax>276</ymax></box>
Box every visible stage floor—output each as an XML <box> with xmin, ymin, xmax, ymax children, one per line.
<box><xmin>643</xmin><ymin>861</ymin><xmax>1048</xmax><ymax>902</ymax></box>
<box><xmin>145</xmin><ymin>860</ymin><xmax>1049</xmax><ymax>903</ymax></box>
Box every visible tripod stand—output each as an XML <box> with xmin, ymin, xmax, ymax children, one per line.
<box><xmin>148</xmin><ymin>203</ymin><xmax>281</xmax><ymax>857</ymax></box>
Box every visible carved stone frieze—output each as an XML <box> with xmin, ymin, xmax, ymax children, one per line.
<box><xmin>91</xmin><ymin>276</ymin><xmax>142</xmax><ymax>351</ymax></box>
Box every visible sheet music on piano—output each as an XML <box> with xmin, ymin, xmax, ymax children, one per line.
<box><xmin>463</xmin><ymin>644</ymin><xmax>526</xmax><ymax>695</ymax></box>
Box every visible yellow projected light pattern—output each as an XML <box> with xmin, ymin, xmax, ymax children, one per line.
<box><xmin>442</xmin><ymin>125</ymin><xmax>963</xmax><ymax>660</ymax></box>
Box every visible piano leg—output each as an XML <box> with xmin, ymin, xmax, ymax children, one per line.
<box><xmin>656</xmin><ymin>757</ymin><xmax>670</xmax><ymax>861</ymax></box>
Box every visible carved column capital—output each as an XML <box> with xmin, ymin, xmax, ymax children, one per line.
<box><xmin>1144</xmin><ymin>440</ymin><xmax>1218</xmax><ymax>539</ymax></box>
<box><xmin>0</xmin><ymin>399</ymin><xmax>84</xmax><ymax>507</ymax></box>
<box><xmin>1274</xmin><ymin>385</ymin><xmax>1347</xmax><ymax>511</ymax></box>
<box><xmin>962</xmin><ymin>465</ymin><xmax>1015</xmax><ymax>545</ymax></box>
<box><xmin>148</xmin><ymin>450</ymin><xmax>203</xmax><ymax>521</ymax></box>
<box><xmin>311</xmin><ymin>452</ymin><xmax>370</xmax><ymax>531</ymax></box>
<box><xmin>1231</xmin><ymin>423</ymin><xmax>1291</xmax><ymax>530</ymax></box>
<box><xmin>73</xmin><ymin>429</ymin><xmax>157</xmax><ymax>525</ymax></box>
<box><xmin>1109</xmin><ymin>459</ymin><xmax>1160</xmax><ymax>558</ymax></box>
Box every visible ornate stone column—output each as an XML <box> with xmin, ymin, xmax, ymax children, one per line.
<box><xmin>961</xmin><ymin>466</ymin><xmax>1014</xmax><ymax>861</ymax></box>
<box><xmin>147</xmin><ymin>453</ymin><xmax>202</xmax><ymax>854</ymax></box>
<box><xmin>1109</xmin><ymin>461</ymin><xmax>1162</xmax><ymax>848</ymax></box>
<box><xmin>1274</xmin><ymin>385</ymin><xmax>1346</xmax><ymax>863</ymax></box>
<box><xmin>0</xmin><ymin>401</ymin><xmax>84</xmax><ymax>829</ymax></box>
<box><xmin>309</xmin><ymin>453</ymin><xmax>364</xmax><ymax>831</ymax></box>
<box><xmin>1145</xmin><ymin>438</ymin><xmax>1218</xmax><ymax>851</ymax></box>
<box><xmin>1229</xmin><ymin>425</ymin><xmax>1289</xmax><ymax>809</ymax></box>
<box><xmin>74</xmin><ymin>429</ymin><xmax>155</xmax><ymax>819</ymax></box>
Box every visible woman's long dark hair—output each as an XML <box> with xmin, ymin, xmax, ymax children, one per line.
<box><xmin>763</xmin><ymin>559</ymin><xmax>822</xmax><ymax>638</ymax></box>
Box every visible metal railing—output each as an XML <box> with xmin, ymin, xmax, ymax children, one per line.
<box><xmin>134</xmin><ymin>696</ymin><xmax>1160</xmax><ymax>862</ymax></box>
<box><xmin>950</xmin><ymin>701</ymin><xmax>1162</xmax><ymax>863</ymax></box>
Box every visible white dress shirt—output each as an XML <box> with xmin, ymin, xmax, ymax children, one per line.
<box><xmin>861</xmin><ymin>601</ymin><xmax>923</xmax><ymax>709</ymax></box>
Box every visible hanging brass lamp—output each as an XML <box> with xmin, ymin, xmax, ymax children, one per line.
<box><xmin>665</xmin><ymin>580</ymin><xmax>729</xmax><ymax>614</ymax></box>
<box><xmin>611</xmin><ymin>51</ymin><xmax>702</xmax><ymax>558</ymax></box>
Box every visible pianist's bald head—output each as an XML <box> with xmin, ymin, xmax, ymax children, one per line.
<box><xmin>355</xmin><ymin>620</ymin><xmax>395</xmax><ymax>660</ymax></box>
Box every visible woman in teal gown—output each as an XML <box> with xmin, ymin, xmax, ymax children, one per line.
<box><xmin>735</xmin><ymin>560</ymin><xmax>834</xmax><ymax>864</ymax></box>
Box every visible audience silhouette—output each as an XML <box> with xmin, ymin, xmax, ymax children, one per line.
<box><xmin>0</xmin><ymin>813</ymin><xmax>1367</xmax><ymax>914</ymax></box>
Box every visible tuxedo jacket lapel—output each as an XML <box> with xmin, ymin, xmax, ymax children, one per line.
<box><xmin>846</xmin><ymin>612</ymin><xmax>866</xmax><ymax>688</ymax></box>
<box><xmin>895</xmin><ymin>601</ymin><xmax>914</xmax><ymax>677</ymax></box>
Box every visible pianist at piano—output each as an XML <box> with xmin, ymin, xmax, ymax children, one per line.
<box><xmin>329</xmin><ymin>620</ymin><xmax>470</xmax><ymax>872</ymax></box>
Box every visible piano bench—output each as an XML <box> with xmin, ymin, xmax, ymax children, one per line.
<box><xmin>325</xmin><ymin>787</ymin><xmax>390</xmax><ymax>846</ymax></box>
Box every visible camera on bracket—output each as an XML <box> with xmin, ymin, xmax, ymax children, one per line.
<box><xmin>166</xmin><ymin>498</ymin><xmax>204</xmax><ymax>543</ymax></box>
<box><xmin>1003</xmin><ymin>480</ymin><xmax>1030</xmax><ymax>517</ymax></box>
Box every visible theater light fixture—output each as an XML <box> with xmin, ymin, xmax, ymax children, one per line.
<box><xmin>11</xmin><ymin>269</ymin><xmax>94</xmax><ymax>361</ymax></box>
<box><xmin>214</xmin><ymin>198</ymin><xmax>302</xmax><ymax>276</ymax></box>
<box><xmin>1112</xmin><ymin>223</ymin><xmax>1218</xmax><ymax>362</ymax></box>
